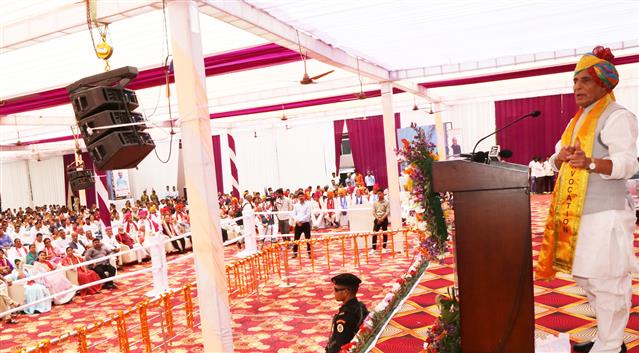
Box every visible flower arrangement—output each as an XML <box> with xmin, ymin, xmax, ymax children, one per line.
<box><xmin>421</xmin><ymin>288</ymin><xmax>460</xmax><ymax>353</ymax></box>
<box><xmin>397</xmin><ymin>124</ymin><xmax>449</xmax><ymax>260</ymax></box>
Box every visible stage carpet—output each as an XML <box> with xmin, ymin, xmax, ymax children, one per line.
<box><xmin>372</xmin><ymin>194</ymin><xmax>639</xmax><ymax>353</ymax></box>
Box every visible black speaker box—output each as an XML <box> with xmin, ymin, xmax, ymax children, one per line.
<box><xmin>70</xmin><ymin>86</ymin><xmax>138</xmax><ymax>120</ymax></box>
<box><xmin>68</xmin><ymin>170</ymin><xmax>94</xmax><ymax>191</ymax></box>
<box><xmin>78</xmin><ymin>110</ymin><xmax>144</xmax><ymax>146</ymax></box>
<box><xmin>88</xmin><ymin>130</ymin><xmax>155</xmax><ymax>171</ymax></box>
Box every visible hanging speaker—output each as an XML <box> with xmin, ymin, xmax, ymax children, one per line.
<box><xmin>68</xmin><ymin>170</ymin><xmax>94</xmax><ymax>191</ymax></box>
<box><xmin>67</xmin><ymin>66</ymin><xmax>155</xmax><ymax>171</ymax></box>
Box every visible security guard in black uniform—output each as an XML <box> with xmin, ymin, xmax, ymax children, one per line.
<box><xmin>325</xmin><ymin>273</ymin><xmax>369</xmax><ymax>353</ymax></box>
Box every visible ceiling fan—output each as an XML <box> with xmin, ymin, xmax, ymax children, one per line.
<box><xmin>296</xmin><ymin>31</ymin><xmax>334</xmax><ymax>85</ymax></box>
<box><xmin>341</xmin><ymin>58</ymin><xmax>367</xmax><ymax>101</ymax></box>
<box><xmin>412</xmin><ymin>100</ymin><xmax>447</xmax><ymax>115</ymax></box>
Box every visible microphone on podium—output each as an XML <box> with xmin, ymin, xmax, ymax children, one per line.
<box><xmin>468</xmin><ymin>110</ymin><xmax>541</xmax><ymax>162</ymax></box>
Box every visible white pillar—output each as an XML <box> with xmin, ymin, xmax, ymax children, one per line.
<box><xmin>167</xmin><ymin>2</ymin><xmax>233</xmax><ymax>352</ymax></box>
<box><xmin>433</xmin><ymin>103</ymin><xmax>447</xmax><ymax>161</ymax></box>
<box><xmin>381</xmin><ymin>82</ymin><xmax>401</xmax><ymax>228</ymax></box>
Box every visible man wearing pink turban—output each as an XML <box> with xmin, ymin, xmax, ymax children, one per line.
<box><xmin>537</xmin><ymin>46</ymin><xmax>636</xmax><ymax>353</ymax></box>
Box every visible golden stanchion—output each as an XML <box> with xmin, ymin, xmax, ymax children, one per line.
<box><xmin>310</xmin><ymin>240</ymin><xmax>315</xmax><ymax>272</ymax></box>
<box><xmin>325</xmin><ymin>238</ymin><xmax>330</xmax><ymax>272</ymax></box>
<box><xmin>138</xmin><ymin>300</ymin><xmax>152</xmax><ymax>353</ymax></box>
<box><xmin>352</xmin><ymin>235</ymin><xmax>360</xmax><ymax>267</ymax></box>
<box><xmin>255</xmin><ymin>254</ymin><xmax>262</xmax><ymax>282</ymax></box>
<box><xmin>248</xmin><ymin>256</ymin><xmax>256</xmax><ymax>292</ymax></box>
<box><xmin>184</xmin><ymin>283</ymin><xmax>195</xmax><ymax>329</ymax></box>
<box><xmin>390</xmin><ymin>231</ymin><xmax>396</xmax><ymax>258</ymax></box>
<box><xmin>275</xmin><ymin>245</ymin><xmax>282</xmax><ymax>278</ymax></box>
<box><xmin>36</xmin><ymin>339</ymin><xmax>50</xmax><ymax>353</ymax></box>
<box><xmin>240</xmin><ymin>260</ymin><xmax>247</xmax><ymax>295</ymax></box>
<box><xmin>341</xmin><ymin>236</ymin><xmax>345</xmax><ymax>267</ymax></box>
<box><xmin>363</xmin><ymin>233</ymin><xmax>369</xmax><ymax>264</ymax></box>
<box><xmin>283</xmin><ymin>244</ymin><xmax>290</xmax><ymax>276</ymax></box>
<box><xmin>162</xmin><ymin>292</ymin><xmax>175</xmax><ymax>339</ymax></box>
<box><xmin>232</xmin><ymin>264</ymin><xmax>239</xmax><ymax>296</ymax></box>
<box><xmin>226</xmin><ymin>266</ymin><xmax>232</xmax><ymax>293</ymax></box>
<box><xmin>379</xmin><ymin>232</ymin><xmax>384</xmax><ymax>262</ymax></box>
<box><xmin>404</xmin><ymin>229</ymin><xmax>409</xmax><ymax>258</ymax></box>
<box><xmin>76</xmin><ymin>325</ymin><xmax>89</xmax><ymax>353</ymax></box>
<box><xmin>115</xmin><ymin>310</ymin><xmax>130</xmax><ymax>353</ymax></box>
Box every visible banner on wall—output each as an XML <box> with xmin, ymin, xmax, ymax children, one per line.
<box><xmin>447</xmin><ymin>128</ymin><xmax>463</xmax><ymax>157</ymax></box>
<box><xmin>109</xmin><ymin>169</ymin><xmax>131</xmax><ymax>199</ymax></box>
<box><xmin>397</xmin><ymin>124</ymin><xmax>439</xmax><ymax>150</ymax></box>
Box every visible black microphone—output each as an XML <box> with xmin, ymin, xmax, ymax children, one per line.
<box><xmin>470</xmin><ymin>110</ymin><xmax>540</xmax><ymax>159</ymax></box>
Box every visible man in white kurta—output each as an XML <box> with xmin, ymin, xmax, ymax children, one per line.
<box><xmin>545</xmin><ymin>46</ymin><xmax>637</xmax><ymax>353</ymax></box>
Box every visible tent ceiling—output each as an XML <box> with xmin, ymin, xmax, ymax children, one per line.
<box><xmin>1</xmin><ymin>0</ymin><xmax>638</xmax><ymax>161</ymax></box>
<box><xmin>246</xmin><ymin>0</ymin><xmax>639</xmax><ymax>70</ymax></box>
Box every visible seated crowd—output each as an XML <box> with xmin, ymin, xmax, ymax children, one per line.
<box><xmin>0</xmin><ymin>171</ymin><xmax>384</xmax><ymax>325</ymax></box>
<box><xmin>0</xmin><ymin>190</ymin><xmax>192</xmax><ymax>325</ymax></box>
<box><xmin>217</xmin><ymin>170</ymin><xmax>394</xmax><ymax>248</ymax></box>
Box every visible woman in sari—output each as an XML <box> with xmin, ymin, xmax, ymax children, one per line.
<box><xmin>42</xmin><ymin>238</ymin><xmax>62</xmax><ymax>264</ymax></box>
<box><xmin>32</xmin><ymin>251</ymin><xmax>75</xmax><ymax>305</ymax></box>
<box><xmin>61</xmin><ymin>247</ymin><xmax>101</xmax><ymax>295</ymax></box>
<box><xmin>0</xmin><ymin>249</ymin><xmax>13</xmax><ymax>275</ymax></box>
<box><xmin>7</xmin><ymin>259</ymin><xmax>51</xmax><ymax>314</ymax></box>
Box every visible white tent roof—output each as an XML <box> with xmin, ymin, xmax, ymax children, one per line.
<box><xmin>1</xmin><ymin>0</ymin><xmax>638</xmax><ymax>161</ymax></box>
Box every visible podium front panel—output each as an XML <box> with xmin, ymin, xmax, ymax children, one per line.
<box><xmin>454</xmin><ymin>188</ymin><xmax>534</xmax><ymax>353</ymax></box>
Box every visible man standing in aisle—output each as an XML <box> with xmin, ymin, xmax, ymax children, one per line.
<box><xmin>536</xmin><ymin>46</ymin><xmax>637</xmax><ymax>353</ymax></box>
<box><xmin>274</xmin><ymin>188</ymin><xmax>292</xmax><ymax>241</ymax></box>
<box><xmin>371</xmin><ymin>190</ymin><xmax>390</xmax><ymax>253</ymax></box>
<box><xmin>291</xmin><ymin>191</ymin><xmax>311</xmax><ymax>258</ymax></box>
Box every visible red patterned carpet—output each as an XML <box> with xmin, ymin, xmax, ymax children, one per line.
<box><xmin>1</xmin><ymin>229</ymin><xmax>422</xmax><ymax>353</ymax></box>
<box><xmin>373</xmin><ymin>194</ymin><xmax>639</xmax><ymax>353</ymax></box>
<box><xmin>4</xmin><ymin>195</ymin><xmax>639</xmax><ymax>352</ymax></box>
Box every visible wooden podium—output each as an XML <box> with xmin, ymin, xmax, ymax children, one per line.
<box><xmin>432</xmin><ymin>160</ymin><xmax>534</xmax><ymax>353</ymax></box>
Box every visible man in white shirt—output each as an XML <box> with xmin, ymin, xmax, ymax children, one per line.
<box><xmin>274</xmin><ymin>188</ymin><xmax>293</xmax><ymax>240</ymax></box>
<box><xmin>364</xmin><ymin>171</ymin><xmax>376</xmax><ymax>192</ymax></box>
<box><xmin>292</xmin><ymin>192</ymin><xmax>312</xmax><ymax>258</ymax></box>
<box><xmin>537</xmin><ymin>46</ymin><xmax>636</xmax><ymax>353</ymax></box>
<box><xmin>528</xmin><ymin>157</ymin><xmax>544</xmax><ymax>194</ymax></box>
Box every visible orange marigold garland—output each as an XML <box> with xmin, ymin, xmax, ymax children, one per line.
<box><xmin>184</xmin><ymin>284</ymin><xmax>195</xmax><ymax>329</ymax></box>
<box><xmin>162</xmin><ymin>292</ymin><xmax>175</xmax><ymax>338</ymax></box>
<box><xmin>76</xmin><ymin>326</ymin><xmax>89</xmax><ymax>353</ymax></box>
<box><xmin>138</xmin><ymin>300</ymin><xmax>152</xmax><ymax>353</ymax></box>
<box><xmin>115</xmin><ymin>310</ymin><xmax>130</xmax><ymax>353</ymax></box>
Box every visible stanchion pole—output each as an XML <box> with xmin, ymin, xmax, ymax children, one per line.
<box><xmin>390</xmin><ymin>231</ymin><xmax>396</xmax><ymax>258</ymax></box>
<box><xmin>404</xmin><ymin>229</ymin><xmax>409</xmax><ymax>258</ymax></box>
<box><xmin>325</xmin><ymin>238</ymin><xmax>330</xmax><ymax>272</ymax></box>
<box><xmin>341</xmin><ymin>236</ymin><xmax>345</xmax><ymax>267</ymax></box>
<box><xmin>363</xmin><ymin>233</ymin><xmax>370</xmax><ymax>264</ymax></box>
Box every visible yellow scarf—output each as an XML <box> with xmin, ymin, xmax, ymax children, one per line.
<box><xmin>535</xmin><ymin>93</ymin><xmax>614</xmax><ymax>280</ymax></box>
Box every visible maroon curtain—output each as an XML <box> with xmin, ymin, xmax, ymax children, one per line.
<box><xmin>212</xmin><ymin>135</ymin><xmax>224</xmax><ymax>193</ymax></box>
<box><xmin>345</xmin><ymin>113</ymin><xmax>401</xmax><ymax>189</ymax></box>
<box><xmin>333</xmin><ymin>120</ymin><xmax>345</xmax><ymax>173</ymax></box>
<box><xmin>62</xmin><ymin>152</ymin><xmax>96</xmax><ymax>207</ymax></box>
<box><xmin>495</xmin><ymin>94</ymin><xmax>579</xmax><ymax>165</ymax></box>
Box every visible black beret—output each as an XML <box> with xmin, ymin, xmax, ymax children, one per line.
<box><xmin>331</xmin><ymin>273</ymin><xmax>361</xmax><ymax>287</ymax></box>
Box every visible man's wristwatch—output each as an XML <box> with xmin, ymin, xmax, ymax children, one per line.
<box><xmin>588</xmin><ymin>158</ymin><xmax>596</xmax><ymax>172</ymax></box>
